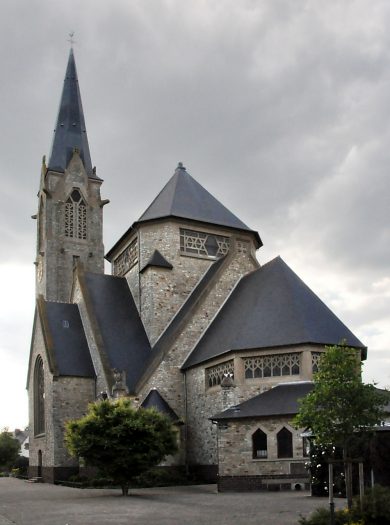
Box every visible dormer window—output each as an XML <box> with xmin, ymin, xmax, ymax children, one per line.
<box><xmin>180</xmin><ymin>228</ymin><xmax>229</xmax><ymax>259</ymax></box>
<box><xmin>65</xmin><ymin>189</ymin><xmax>87</xmax><ymax>240</ymax></box>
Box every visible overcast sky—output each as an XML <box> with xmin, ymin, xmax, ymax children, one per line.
<box><xmin>1</xmin><ymin>0</ymin><xmax>389</xmax><ymax>430</ymax></box>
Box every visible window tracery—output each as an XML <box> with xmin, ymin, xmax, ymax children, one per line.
<box><xmin>244</xmin><ymin>353</ymin><xmax>300</xmax><ymax>379</ymax></box>
<box><xmin>34</xmin><ymin>356</ymin><xmax>45</xmax><ymax>436</ymax></box>
<box><xmin>311</xmin><ymin>352</ymin><xmax>323</xmax><ymax>374</ymax></box>
<box><xmin>64</xmin><ymin>189</ymin><xmax>87</xmax><ymax>240</ymax></box>
<box><xmin>113</xmin><ymin>238</ymin><xmax>138</xmax><ymax>276</ymax></box>
<box><xmin>206</xmin><ymin>360</ymin><xmax>234</xmax><ymax>388</ymax></box>
<box><xmin>180</xmin><ymin>228</ymin><xmax>230</xmax><ymax>259</ymax></box>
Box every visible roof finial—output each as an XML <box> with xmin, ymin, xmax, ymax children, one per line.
<box><xmin>176</xmin><ymin>162</ymin><xmax>186</xmax><ymax>171</ymax></box>
<box><xmin>68</xmin><ymin>31</ymin><xmax>76</xmax><ymax>48</ymax></box>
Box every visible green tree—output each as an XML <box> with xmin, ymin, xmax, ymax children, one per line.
<box><xmin>0</xmin><ymin>430</ymin><xmax>20</xmax><ymax>471</ymax></box>
<box><xmin>294</xmin><ymin>344</ymin><xmax>389</xmax><ymax>508</ymax></box>
<box><xmin>65</xmin><ymin>398</ymin><xmax>178</xmax><ymax>495</ymax></box>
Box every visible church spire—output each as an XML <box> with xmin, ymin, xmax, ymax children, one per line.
<box><xmin>48</xmin><ymin>48</ymin><xmax>95</xmax><ymax>177</ymax></box>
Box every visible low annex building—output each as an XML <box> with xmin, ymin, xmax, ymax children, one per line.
<box><xmin>27</xmin><ymin>49</ymin><xmax>366</xmax><ymax>489</ymax></box>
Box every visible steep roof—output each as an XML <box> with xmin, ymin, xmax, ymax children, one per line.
<box><xmin>106</xmin><ymin>163</ymin><xmax>261</xmax><ymax>259</ymax></box>
<box><xmin>183</xmin><ymin>256</ymin><xmax>366</xmax><ymax>369</ymax></box>
<box><xmin>211</xmin><ymin>382</ymin><xmax>314</xmax><ymax>420</ymax></box>
<box><xmin>44</xmin><ymin>301</ymin><xmax>95</xmax><ymax>377</ymax></box>
<box><xmin>48</xmin><ymin>49</ymin><xmax>97</xmax><ymax>178</ymax></box>
<box><xmin>141</xmin><ymin>389</ymin><xmax>181</xmax><ymax>423</ymax></box>
<box><xmin>83</xmin><ymin>272</ymin><xmax>151</xmax><ymax>393</ymax></box>
<box><xmin>138</xmin><ymin>162</ymin><xmax>254</xmax><ymax>230</ymax></box>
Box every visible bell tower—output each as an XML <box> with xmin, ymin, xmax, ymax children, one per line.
<box><xmin>35</xmin><ymin>48</ymin><xmax>107</xmax><ymax>302</ymax></box>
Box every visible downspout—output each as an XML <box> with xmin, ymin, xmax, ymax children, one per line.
<box><xmin>184</xmin><ymin>371</ymin><xmax>189</xmax><ymax>476</ymax></box>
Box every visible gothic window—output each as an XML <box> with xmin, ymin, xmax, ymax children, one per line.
<box><xmin>113</xmin><ymin>238</ymin><xmax>138</xmax><ymax>276</ymax></box>
<box><xmin>180</xmin><ymin>229</ymin><xmax>230</xmax><ymax>259</ymax></box>
<box><xmin>252</xmin><ymin>429</ymin><xmax>268</xmax><ymax>459</ymax></box>
<box><xmin>244</xmin><ymin>353</ymin><xmax>300</xmax><ymax>379</ymax></box>
<box><xmin>206</xmin><ymin>360</ymin><xmax>234</xmax><ymax>388</ymax></box>
<box><xmin>311</xmin><ymin>352</ymin><xmax>323</xmax><ymax>374</ymax></box>
<box><xmin>277</xmin><ymin>427</ymin><xmax>293</xmax><ymax>458</ymax></box>
<box><xmin>65</xmin><ymin>189</ymin><xmax>87</xmax><ymax>240</ymax></box>
<box><xmin>34</xmin><ymin>356</ymin><xmax>45</xmax><ymax>436</ymax></box>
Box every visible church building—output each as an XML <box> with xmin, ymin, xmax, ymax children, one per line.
<box><xmin>27</xmin><ymin>49</ymin><xmax>366</xmax><ymax>491</ymax></box>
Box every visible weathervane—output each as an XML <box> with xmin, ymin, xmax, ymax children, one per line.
<box><xmin>68</xmin><ymin>31</ymin><xmax>76</xmax><ymax>47</ymax></box>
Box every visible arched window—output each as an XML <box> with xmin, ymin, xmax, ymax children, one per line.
<box><xmin>65</xmin><ymin>189</ymin><xmax>87</xmax><ymax>240</ymax></box>
<box><xmin>34</xmin><ymin>356</ymin><xmax>45</xmax><ymax>436</ymax></box>
<box><xmin>252</xmin><ymin>429</ymin><xmax>267</xmax><ymax>459</ymax></box>
<box><xmin>277</xmin><ymin>427</ymin><xmax>293</xmax><ymax>458</ymax></box>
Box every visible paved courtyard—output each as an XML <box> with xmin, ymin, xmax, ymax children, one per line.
<box><xmin>0</xmin><ymin>478</ymin><xmax>346</xmax><ymax>525</ymax></box>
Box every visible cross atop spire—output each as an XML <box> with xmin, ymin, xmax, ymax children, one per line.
<box><xmin>47</xmin><ymin>48</ymin><xmax>97</xmax><ymax>178</ymax></box>
<box><xmin>68</xmin><ymin>31</ymin><xmax>76</xmax><ymax>47</ymax></box>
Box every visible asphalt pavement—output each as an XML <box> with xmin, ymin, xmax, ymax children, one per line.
<box><xmin>0</xmin><ymin>478</ymin><xmax>346</xmax><ymax>525</ymax></box>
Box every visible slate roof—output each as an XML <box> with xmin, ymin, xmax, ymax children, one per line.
<box><xmin>83</xmin><ymin>272</ymin><xmax>152</xmax><ymax>393</ymax></box>
<box><xmin>211</xmin><ymin>382</ymin><xmax>314</xmax><ymax>420</ymax></box>
<box><xmin>44</xmin><ymin>301</ymin><xmax>95</xmax><ymax>377</ymax></box>
<box><xmin>140</xmin><ymin>250</ymin><xmax>173</xmax><ymax>273</ymax></box>
<box><xmin>48</xmin><ymin>49</ymin><xmax>97</xmax><ymax>178</ymax></box>
<box><xmin>141</xmin><ymin>389</ymin><xmax>181</xmax><ymax>423</ymax></box>
<box><xmin>183</xmin><ymin>256</ymin><xmax>366</xmax><ymax>369</ymax></box>
<box><xmin>106</xmin><ymin>163</ymin><xmax>261</xmax><ymax>259</ymax></box>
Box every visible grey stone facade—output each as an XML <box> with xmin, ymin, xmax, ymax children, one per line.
<box><xmin>35</xmin><ymin>152</ymin><xmax>105</xmax><ymax>303</ymax></box>
<box><xmin>28</xmin><ymin>309</ymin><xmax>95</xmax><ymax>482</ymax></box>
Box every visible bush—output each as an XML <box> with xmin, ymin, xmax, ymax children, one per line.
<box><xmin>12</xmin><ymin>456</ymin><xmax>29</xmax><ymax>476</ymax></box>
<box><xmin>299</xmin><ymin>486</ymin><xmax>390</xmax><ymax>524</ymax></box>
<box><xmin>350</xmin><ymin>485</ymin><xmax>390</xmax><ymax>525</ymax></box>
<box><xmin>298</xmin><ymin>507</ymin><xmax>353</xmax><ymax>525</ymax></box>
<box><xmin>133</xmin><ymin>467</ymin><xmax>188</xmax><ymax>488</ymax></box>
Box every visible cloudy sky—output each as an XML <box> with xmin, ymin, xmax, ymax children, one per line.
<box><xmin>1</xmin><ymin>0</ymin><xmax>389</xmax><ymax>430</ymax></box>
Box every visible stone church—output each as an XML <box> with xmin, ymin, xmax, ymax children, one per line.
<box><xmin>27</xmin><ymin>49</ymin><xmax>366</xmax><ymax>490</ymax></box>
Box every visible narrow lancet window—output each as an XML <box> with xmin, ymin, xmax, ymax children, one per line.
<box><xmin>252</xmin><ymin>429</ymin><xmax>268</xmax><ymax>459</ymax></box>
<box><xmin>277</xmin><ymin>427</ymin><xmax>293</xmax><ymax>458</ymax></box>
<box><xmin>34</xmin><ymin>356</ymin><xmax>45</xmax><ymax>436</ymax></box>
<box><xmin>65</xmin><ymin>189</ymin><xmax>87</xmax><ymax>240</ymax></box>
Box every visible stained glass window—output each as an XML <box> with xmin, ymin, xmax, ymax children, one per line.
<box><xmin>34</xmin><ymin>356</ymin><xmax>45</xmax><ymax>436</ymax></box>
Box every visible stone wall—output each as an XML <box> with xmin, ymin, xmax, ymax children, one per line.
<box><xmin>36</xmin><ymin>152</ymin><xmax>105</xmax><ymax>304</ymax></box>
<box><xmin>216</xmin><ymin>416</ymin><xmax>309</xmax><ymax>491</ymax></box>
<box><xmin>28</xmin><ymin>312</ymin><xmax>95</xmax><ymax>482</ymax></box>
<box><xmin>185</xmin><ymin>345</ymin><xmax>320</xmax><ymax>467</ymax></box>
<box><xmin>137</xmin><ymin>238</ymin><xmax>258</xmax><ymax>465</ymax></box>
<box><xmin>114</xmin><ymin>221</ymin><xmax>258</xmax><ymax>346</ymax></box>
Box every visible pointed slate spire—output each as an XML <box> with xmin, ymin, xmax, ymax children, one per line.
<box><xmin>48</xmin><ymin>49</ymin><xmax>96</xmax><ymax>178</ymax></box>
